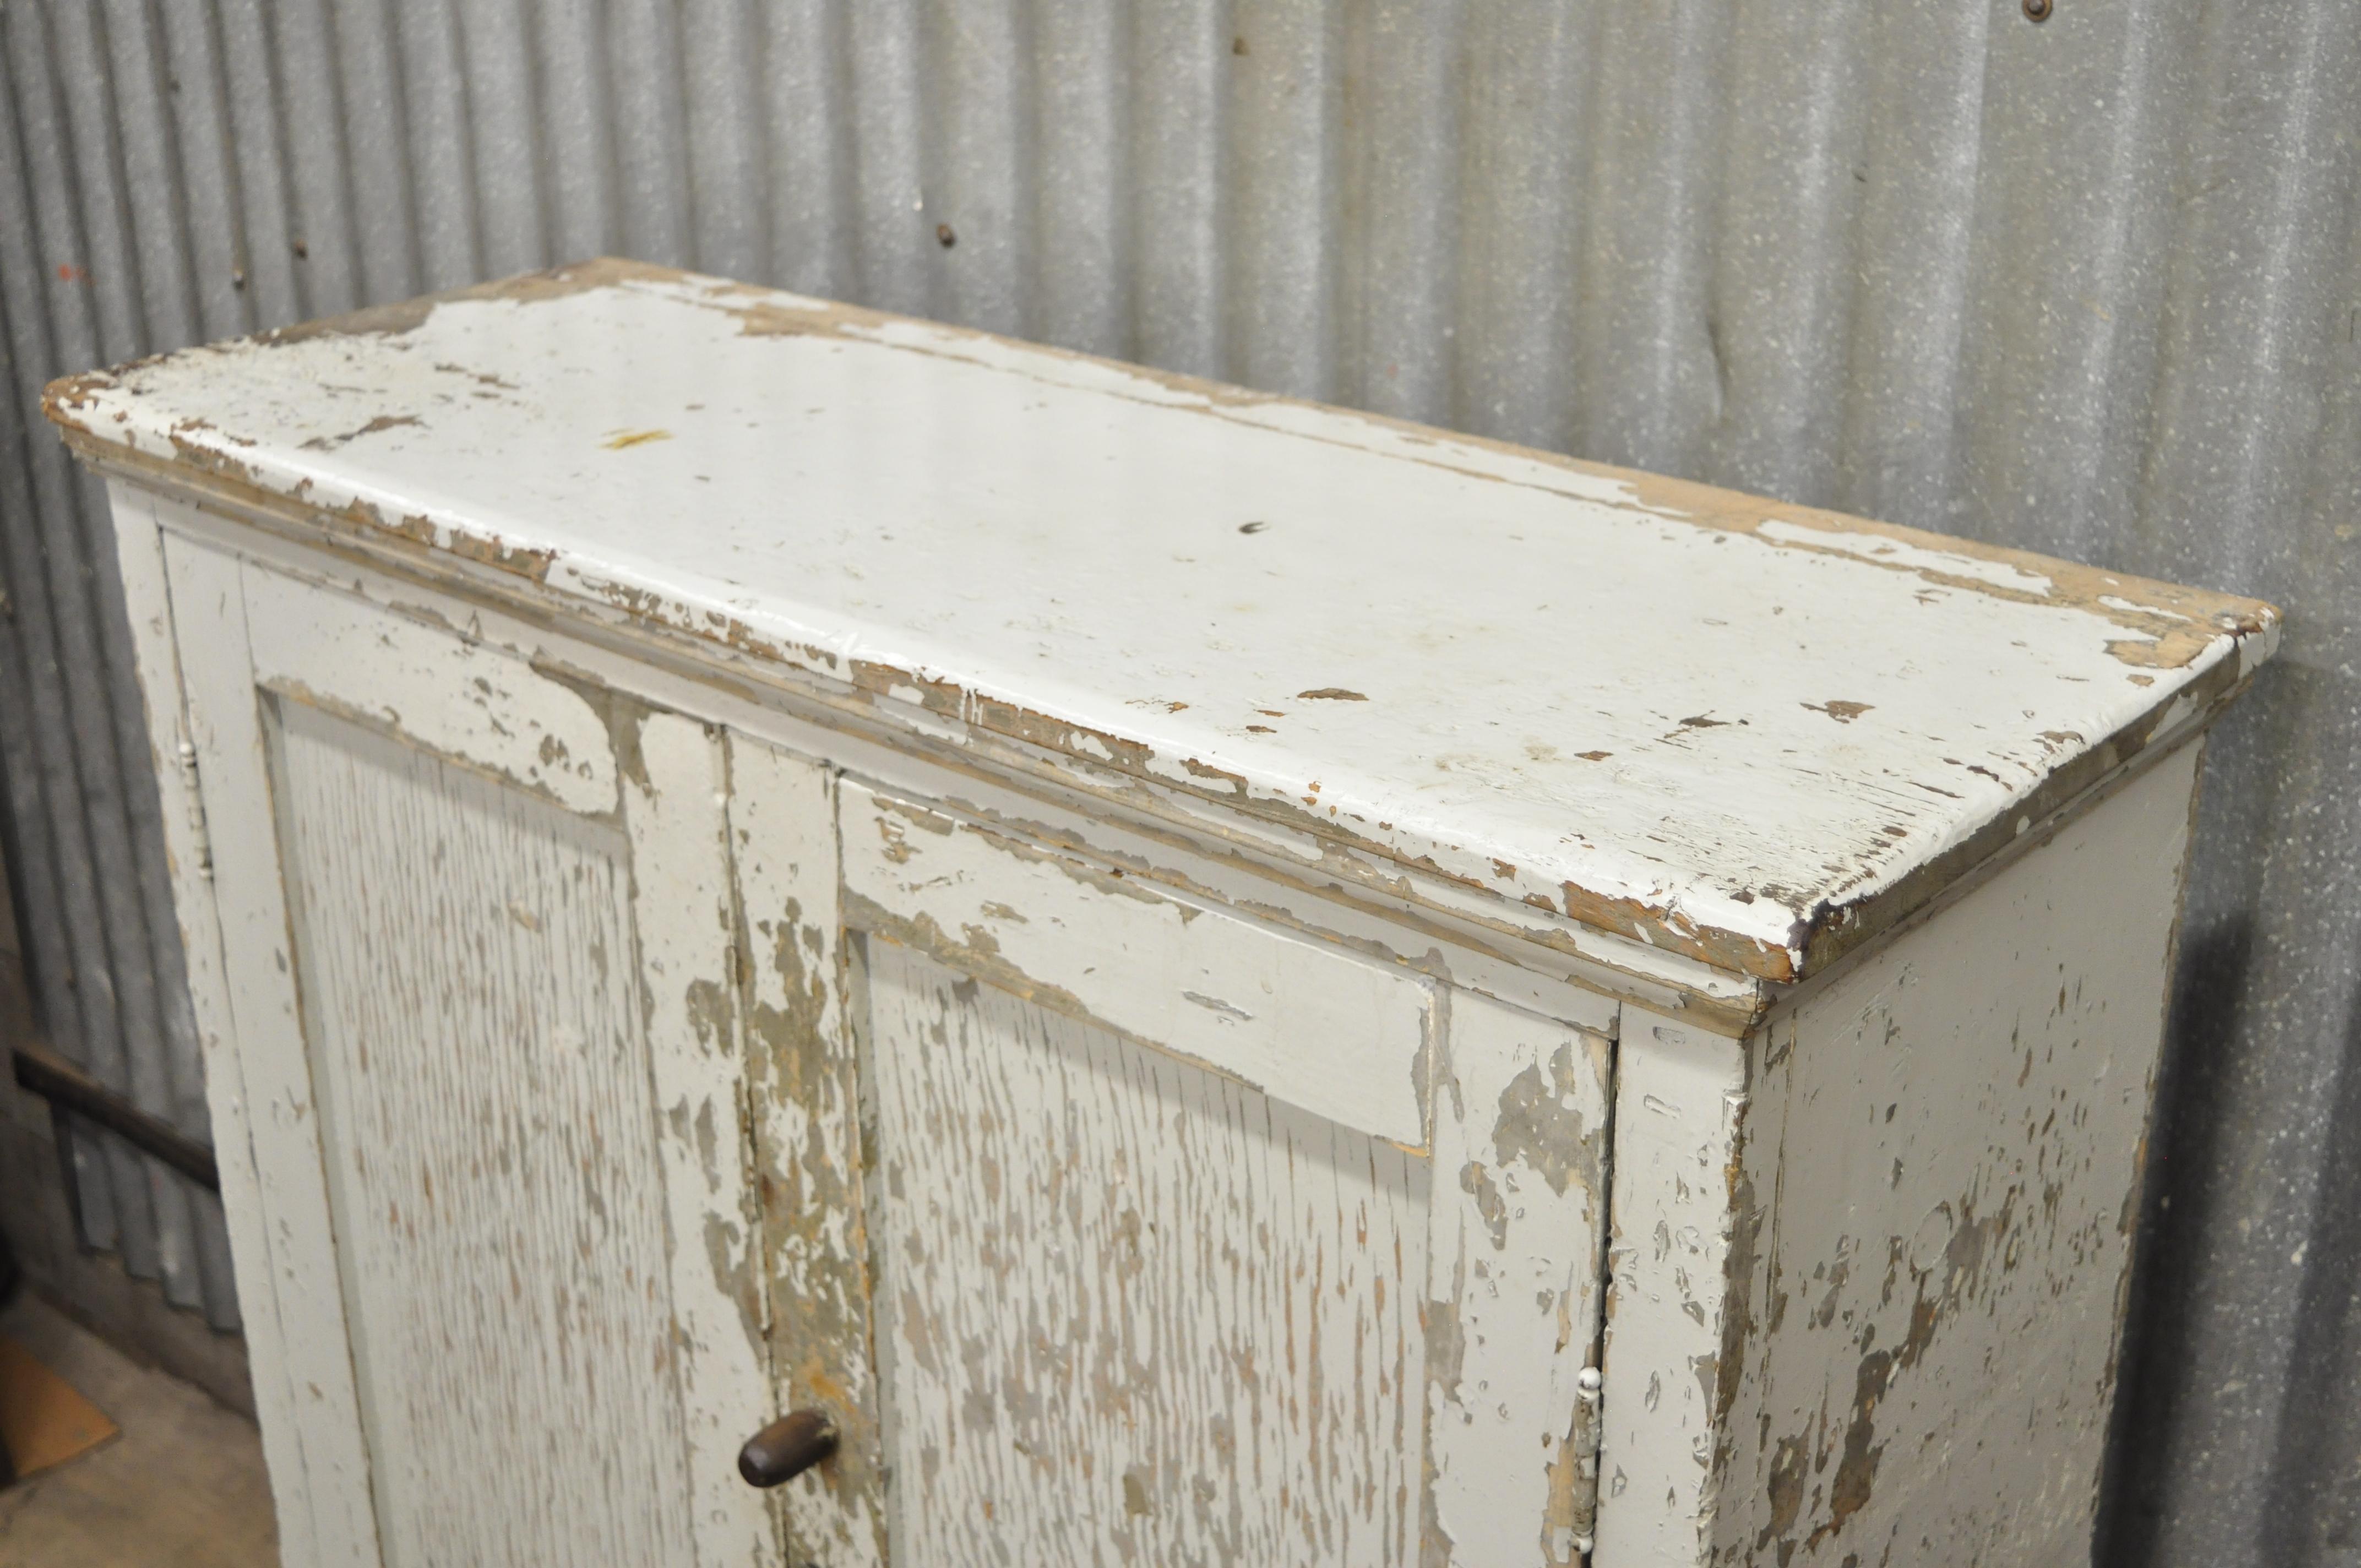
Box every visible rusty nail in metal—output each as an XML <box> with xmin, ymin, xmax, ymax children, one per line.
<box><xmin>935</xmin><ymin>223</ymin><xmax>956</xmax><ymax>248</ymax></box>
<box><xmin>2023</xmin><ymin>0</ymin><xmax>2052</xmax><ymax>20</ymax></box>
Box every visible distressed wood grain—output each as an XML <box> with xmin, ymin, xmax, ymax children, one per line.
<box><xmin>270</xmin><ymin>698</ymin><xmax>694</xmax><ymax>1567</ymax></box>
<box><xmin>91</xmin><ymin>269</ymin><xmax>2260</xmax><ymax>1566</ymax></box>
<box><xmin>1424</xmin><ymin>992</ymin><xmax>1614</xmax><ymax>1567</ymax></box>
<box><xmin>861</xmin><ymin>938</ymin><xmax>1428</xmax><ymax>1567</ymax></box>
<box><xmin>1706</xmin><ymin>742</ymin><xmax>2202</xmax><ymax>1566</ymax></box>
<box><xmin>187</xmin><ymin>559</ymin><xmax>784</xmax><ymax>1567</ymax></box>
<box><xmin>842</xmin><ymin>779</ymin><xmax>1429</xmax><ymax>1146</ymax></box>
<box><xmin>725</xmin><ymin>736</ymin><xmax>884</xmax><ymax>1568</ymax></box>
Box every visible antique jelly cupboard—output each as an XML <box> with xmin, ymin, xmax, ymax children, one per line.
<box><xmin>46</xmin><ymin>262</ymin><xmax>2276</xmax><ymax>1568</ymax></box>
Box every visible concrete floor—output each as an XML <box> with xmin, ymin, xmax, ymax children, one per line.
<box><xmin>0</xmin><ymin>1292</ymin><xmax>276</xmax><ymax>1567</ymax></box>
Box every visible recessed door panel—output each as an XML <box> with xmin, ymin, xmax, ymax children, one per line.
<box><xmin>839</xmin><ymin>778</ymin><xmax>1617</xmax><ymax>1566</ymax></box>
<box><xmin>271</xmin><ymin>699</ymin><xmax>688</xmax><ymax>1568</ymax></box>
<box><xmin>172</xmin><ymin>559</ymin><xmax>780</xmax><ymax>1568</ymax></box>
<box><xmin>863</xmin><ymin>937</ymin><xmax>1429</xmax><ymax>1566</ymax></box>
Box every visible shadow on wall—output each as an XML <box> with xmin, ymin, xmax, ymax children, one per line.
<box><xmin>2102</xmin><ymin>646</ymin><xmax>2361</xmax><ymax>1568</ymax></box>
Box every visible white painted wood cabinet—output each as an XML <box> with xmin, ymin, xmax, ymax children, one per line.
<box><xmin>50</xmin><ymin>262</ymin><xmax>2276</xmax><ymax>1567</ymax></box>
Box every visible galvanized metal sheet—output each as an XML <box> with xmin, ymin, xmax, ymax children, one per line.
<box><xmin>0</xmin><ymin>1</ymin><xmax>2353</xmax><ymax>1555</ymax></box>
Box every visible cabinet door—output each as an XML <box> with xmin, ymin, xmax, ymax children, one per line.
<box><xmin>833</xmin><ymin>780</ymin><xmax>1614</xmax><ymax>1567</ymax></box>
<box><xmin>168</xmin><ymin>548</ymin><xmax>777</xmax><ymax>1568</ymax></box>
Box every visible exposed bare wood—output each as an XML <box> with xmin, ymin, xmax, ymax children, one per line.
<box><xmin>79</xmin><ymin>269</ymin><xmax>2268</xmax><ymax>1567</ymax></box>
<box><xmin>1424</xmin><ymin>992</ymin><xmax>1614</xmax><ymax>1566</ymax></box>
<box><xmin>44</xmin><ymin>265</ymin><xmax>2277</xmax><ymax>986</ymax></box>
<box><xmin>1706</xmin><ymin>743</ymin><xmax>2201</xmax><ymax>1565</ymax></box>
<box><xmin>725</xmin><ymin>736</ymin><xmax>885</xmax><ymax>1567</ymax></box>
<box><xmin>269</xmin><ymin>698</ymin><xmax>694</xmax><ymax>1566</ymax></box>
<box><xmin>166</xmin><ymin>545</ymin><xmax>384</xmax><ymax>1566</ymax></box>
<box><xmin>841</xmin><ymin>778</ymin><xmax>1432</xmax><ymax>1147</ymax></box>
<box><xmin>629</xmin><ymin>709</ymin><xmax>782</xmax><ymax>1568</ymax></box>
<box><xmin>1590</xmin><ymin>1008</ymin><xmax>1756</xmax><ymax>1567</ymax></box>
<box><xmin>861</xmin><ymin>938</ymin><xmax>1428</xmax><ymax>1565</ymax></box>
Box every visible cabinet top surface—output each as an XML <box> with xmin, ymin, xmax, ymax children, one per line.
<box><xmin>49</xmin><ymin>260</ymin><xmax>2276</xmax><ymax>984</ymax></box>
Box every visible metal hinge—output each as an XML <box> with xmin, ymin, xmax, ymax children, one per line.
<box><xmin>177</xmin><ymin>739</ymin><xmax>213</xmax><ymax>879</ymax></box>
<box><xmin>1570</xmin><ymin>1364</ymin><xmax>1606</xmax><ymax>1558</ymax></box>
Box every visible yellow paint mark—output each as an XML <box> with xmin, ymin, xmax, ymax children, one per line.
<box><xmin>603</xmin><ymin>428</ymin><xmax>673</xmax><ymax>450</ymax></box>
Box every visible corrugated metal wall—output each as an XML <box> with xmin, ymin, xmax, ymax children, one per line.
<box><xmin>0</xmin><ymin>1</ymin><xmax>2352</xmax><ymax>1559</ymax></box>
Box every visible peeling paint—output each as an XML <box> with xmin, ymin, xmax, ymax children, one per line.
<box><xmin>1698</xmin><ymin>749</ymin><xmax>2204</xmax><ymax>1566</ymax></box>
<box><xmin>45</xmin><ymin>262</ymin><xmax>2277</xmax><ymax>1022</ymax></box>
<box><xmin>1491</xmin><ymin>1042</ymin><xmax>1606</xmax><ymax>1200</ymax></box>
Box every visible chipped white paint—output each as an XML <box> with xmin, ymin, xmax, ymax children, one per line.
<box><xmin>46</xmin><ymin>261</ymin><xmax>2277</xmax><ymax>988</ymax></box>
<box><xmin>171</xmin><ymin>560</ymin><xmax>780</xmax><ymax>1567</ymax></box>
<box><xmin>843</xmin><ymin>774</ymin><xmax>1619</xmax><ymax>1564</ymax></box>
<box><xmin>628</xmin><ymin>709</ymin><xmax>781</xmax><ymax>1568</ymax></box>
<box><xmin>164</xmin><ymin>543</ymin><xmax>384</xmax><ymax>1568</ymax></box>
<box><xmin>243</xmin><ymin>567</ymin><xmax>617</xmax><ymax>815</ymax></box>
<box><xmin>1590</xmin><ymin>1010</ymin><xmax>1755</xmax><ymax>1567</ymax></box>
<box><xmin>1708</xmin><ymin>743</ymin><xmax>2202</xmax><ymax>1566</ymax></box>
<box><xmin>724</xmin><ymin>736</ymin><xmax>886</xmax><ymax>1568</ymax></box>
<box><xmin>74</xmin><ymin>268</ymin><xmax>2274</xmax><ymax>1567</ymax></box>
<box><xmin>1425</xmin><ymin>992</ymin><xmax>1614</xmax><ymax>1566</ymax></box>
<box><xmin>841</xmin><ymin>777</ymin><xmax>1429</xmax><ymax>1146</ymax></box>
<box><xmin>112</xmin><ymin>487</ymin><xmax>318</xmax><ymax>1562</ymax></box>
<box><xmin>269</xmin><ymin>700</ymin><xmax>695</xmax><ymax>1566</ymax></box>
<box><xmin>861</xmin><ymin>938</ymin><xmax>1428</xmax><ymax>1566</ymax></box>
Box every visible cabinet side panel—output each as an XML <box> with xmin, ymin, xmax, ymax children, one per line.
<box><xmin>271</xmin><ymin>700</ymin><xmax>695</xmax><ymax>1568</ymax></box>
<box><xmin>1712</xmin><ymin>741</ymin><xmax>2202</xmax><ymax>1566</ymax></box>
<box><xmin>866</xmin><ymin>939</ymin><xmax>1429</xmax><ymax>1567</ymax></box>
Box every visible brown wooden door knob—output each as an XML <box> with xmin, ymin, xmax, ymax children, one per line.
<box><xmin>738</xmin><ymin>1410</ymin><xmax>837</xmax><ymax>1488</ymax></box>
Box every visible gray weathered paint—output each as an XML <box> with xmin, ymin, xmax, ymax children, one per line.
<box><xmin>0</xmin><ymin>2</ymin><xmax>2354</xmax><ymax>1558</ymax></box>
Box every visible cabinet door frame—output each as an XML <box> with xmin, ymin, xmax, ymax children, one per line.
<box><xmin>836</xmin><ymin>777</ymin><xmax>1618</xmax><ymax>1566</ymax></box>
<box><xmin>133</xmin><ymin>486</ymin><xmax>1625</xmax><ymax>1565</ymax></box>
<box><xmin>162</xmin><ymin>537</ymin><xmax>778</xmax><ymax>1568</ymax></box>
